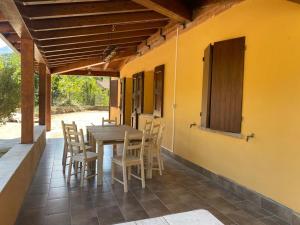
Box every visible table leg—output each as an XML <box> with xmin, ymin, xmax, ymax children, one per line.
<box><xmin>97</xmin><ymin>140</ymin><xmax>104</xmax><ymax>185</ymax></box>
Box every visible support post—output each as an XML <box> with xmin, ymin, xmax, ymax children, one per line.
<box><xmin>46</xmin><ymin>73</ymin><xmax>51</xmax><ymax>131</ymax></box>
<box><xmin>39</xmin><ymin>63</ymin><xmax>46</xmax><ymax>125</ymax></box>
<box><xmin>21</xmin><ymin>38</ymin><xmax>34</xmax><ymax>144</ymax></box>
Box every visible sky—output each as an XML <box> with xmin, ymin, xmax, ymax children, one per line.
<box><xmin>0</xmin><ymin>38</ymin><xmax>7</xmax><ymax>48</ymax></box>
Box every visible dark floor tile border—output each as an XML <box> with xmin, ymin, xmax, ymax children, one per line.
<box><xmin>161</xmin><ymin>148</ymin><xmax>300</xmax><ymax>225</ymax></box>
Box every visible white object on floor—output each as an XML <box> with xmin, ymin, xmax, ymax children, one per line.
<box><xmin>116</xmin><ymin>209</ymin><xmax>224</xmax><ymax>225</ymax></box>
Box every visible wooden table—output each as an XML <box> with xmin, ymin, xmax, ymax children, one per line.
<box><xmin>86</xmin><ymin>125</ymin><xmax>150</xmax><ymax>185</ymax></box>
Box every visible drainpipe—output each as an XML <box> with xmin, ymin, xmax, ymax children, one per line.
<box><xmin>171</xmin><ymin>27</ymin><xmax>179</xmax><ymax>152</ymax></box>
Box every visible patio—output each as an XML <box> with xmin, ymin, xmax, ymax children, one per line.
<box><xmin>15</xmin><ymin>135</ymin><xmax>284</xmax><ymax>225</ymax></box>
<box><xmin>1</xmin><ymin>0</ymin><xmax>300</xmax><ymax>225</ymax></box>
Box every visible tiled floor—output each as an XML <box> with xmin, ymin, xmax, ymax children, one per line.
<box><xmin>15</xmin><ymin>137</ymin><xmax>288</xmax><ymax>225</ymax></box>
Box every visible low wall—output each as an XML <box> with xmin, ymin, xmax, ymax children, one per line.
<box><xmin>51</xmin><ymin>105</ymin><xmax>109</xmax><ymax>114</ymax></box>
<box><xmin>0</xmin><ymin>126</ymin><xmax>46</xmax><ymax>225</ymax></box>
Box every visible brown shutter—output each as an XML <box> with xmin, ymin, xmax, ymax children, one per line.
<box><xmin>132</xmin><ymin>72</ymin><xmax>144</xmax><ymax>114</ymax></box>
<box><xmin>120</xmin><ymin>78</ymin><xmax>126</xmax><ymax>124</ymax></box>
<box><xmin>201</xmin><ymin>44</ymin><xmax>213</xmax><ymax>128</ymax></box>
<box><xmin>209</xmin><ymin>37</ymin><xmax>245</xmax><ymax>133</ymax></box>
<box><xmin>153</xmin><ymin>64</ymin><xmax>165</xmax><ymax>118</ymax></box>
<box><xmin>110</xmin><ymin>79</ymin><xmax>118</xmax><ymax>107</ymax></box>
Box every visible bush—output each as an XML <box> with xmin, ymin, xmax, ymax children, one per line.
<box><xmin>0</xmin><ymin>63</ymin><xmax>20</xmax><ymax>124</ymax></box>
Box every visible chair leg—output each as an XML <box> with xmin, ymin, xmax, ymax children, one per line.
<box><xmin>140</xmin><ymin>162</ymin><xmax>145</xmax><ymax>189</ymax></box>
<box><xmin>128</xmin><ymin>166</ymin><xmax>132</xmax><ymax>181</ymax></box>
<box><xmin>111</xmin><ymin>161</ymin><xmax>115</xmax><ymax>184</ymax></box>
<box><xmin>62</xmin><ymin>143</ymin><xmax>67</xmax><ymax>172</ymax></box>
<box><xmin>161</xmin><ymin>157</ymin><xmax>164</xmax><ymax>170</ymax></box>
<box><xmin>67</xmin><ymin>158</ymin><xmax>72</xmax><ymax>183</ymax></box>
<box><xmin>157</xmin><ymin>153</ymin><xmax>163</xmax><ymax>176</ymax></box>
<box><xmin>75</xmin><ymin>162</ymin><xmax>78</xmax><ymax>176</ymax></box>
<box><xmin>122</xmin><ymin>165</ymin><xmax>128</xmax><ymax>193</ymax></box>
<box><xmin>80</xmin><ymin>162</ymin><xmax>85</xmax><ymax>187</ymax></box>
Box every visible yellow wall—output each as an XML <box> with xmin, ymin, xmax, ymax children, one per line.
<box><xmin>119</xmin><ymin>0</ymin><xmax>300</xmax><ymax>212</ymax></box>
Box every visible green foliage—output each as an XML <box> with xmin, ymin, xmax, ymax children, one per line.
<box><xmin>51</xmin><ymin>75</ymin><xmax>109</xmax><ymax>107</ymax></box>
<box><xmin>0</xmin><ymin>54</ymin><xmax>20</xmax><ymax>124</ymax></box>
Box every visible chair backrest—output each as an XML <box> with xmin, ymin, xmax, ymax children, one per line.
<box><xmin>66</xmin><ymin>128</ymin><xmax>88</xmax><ymax>158</ymax></box>
<box><xmin>62</xmin><ymin>121</ymin><xmax>78</xmax><ymax>143</ymax></box>
<box><xmin>122</xmin><ymin>130</ymin><xmax>146</xmax><ymax>161</ymax></box>
<box><xmin>156</xmin><ymin>124</ymin><xmax>165</xmax><ymax>149</ymax></box>
<box><xmin>150</xmin><ymin>122</ymin><xmax>161</xmax><ymax>144</ymax></box>
<box><xmin>102</xmin><ymin>117</ymin><xmax>117</xmax><ymax>126</ymax></box>
<box><xmin>144</xmin><ymin>120</ymin><xmax>153</xmax><ymax>135</ymax></box>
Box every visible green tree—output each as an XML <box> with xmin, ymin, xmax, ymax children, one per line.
<box><xmin>0</xmin><ymin>54</ymin><xmax>20</xmax><ymax>124</ymax></box>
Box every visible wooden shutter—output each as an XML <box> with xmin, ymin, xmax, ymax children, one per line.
<box><xmin>201</xmin><ymin>44</ymin><xmax>213</xmax><ymax>128</ymax></box>
<box><xmin>153</xmin><ymin>64</ymin><xmax>165</xmax><ymax>118</ymax></box>
<box><xmin>132</xmin><ymin>72</ymin><xmax>144</xmax><ymax>114</ymax></box>
<box><xmin>110</xmin><ymin>79</ymin><xmax>118</xmax><ymax>108</ymax></box>
<box><xmin>210</xmin><ymin>37</ymin><xmax>245</xmax><ymax>133</ymax></box>
<box><xmin>120</xmin><ymin>78</ymin><xmax>126</xmax><ymax>124</ymax></box>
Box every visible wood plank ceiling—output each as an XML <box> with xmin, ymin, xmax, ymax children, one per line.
<box><xmin>0</xmin><ymin>0</ymin><xmax>249</xmax><ymax>75</ymax></box>
<box><xmin>10</xmin><ymin>0</ymin><xmax>193</xmax><ymax>74</ymax></box>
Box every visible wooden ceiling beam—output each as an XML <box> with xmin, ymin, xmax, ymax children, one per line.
<box><xmin>38</xmin><ymin>29</ymin><xmax>156</xmax><ymax>47</ymax></box>
<box><xmin>45</xmin><ymin>45</ymin><xmax>137</xmax><ymax>58</ymax></box>
<box><xmin>43</xmin><ymin>43</ymin><xmax>138</xmax><ymax>57</ymax></box>
<box><xmin>51</xmin><ymin>56</ymin><xmax>106</xmax><ymax>73</ymax></box>
<box><xmin>47</xmin><ymin>53</ymin><xmax>103</xmax><ymax>62</ymax></box>
<box><xmin>3</xmin><ymin>33</ymin><xmax>20</xmax><ymax>43</ymax></box>
<box><xmin>18</xmin><ymin>1</ymin><xmax>149</xmax><ymax>19</ymax></box>
<box><xmin>60</xmin><ymin>70</ymin><xmax>120</xmax><ymax>77</ymax></box>
<box><xmin>28</xmin><ymin>11</ymin><xmax>169</xmax><ymax>31</ymax></box>
<box><xmin>41</xmin><ymin>36</ymin><xmax>146</xmax><ymax>53</ymax></box>
<box><xmin>0</xmin><ymin>0</ymin><xmax>49</xmax><ymax>70</ymax></box>
<box><xmin>32</xmin><ymin>21</ymin><xmax>168</xmax><ymax>40</ymax></box>
<box><xmin>0</xmin><ymin>22</ymin><xmax>15</xmax><ymax>33</ymax></box>
<box><xmin>48</xmin><ymin>48</ymin><xmax>136</xmax><ymax>65</ymax></box>
<box><xmin>0</xmin><ymin>12</ymin><xmax>8</xmax><ymax>22</ymax></box>
<box><xmin>132</xmin><ymin>0</ymin><xmax>192</xmax><ymax>23</ymax></box>
<box><xmin>51</xmin><ymin>49</ymin><xmax>137</xmax><ymax>73</ymax></box>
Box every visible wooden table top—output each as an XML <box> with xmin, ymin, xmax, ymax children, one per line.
<box><xmin>86</xmin><ymin>125</ymin><xmax>142</xmax><ymax>143</ymax></box>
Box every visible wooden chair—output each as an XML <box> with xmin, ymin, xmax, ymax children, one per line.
<box><xmin>102</xmin><ymin>117</ymin><xmax>117</xmax><ymax>126</ymax></box>
<box><xmin>61</xmin><ymin>121</ymin><xmax>78</xmax><ymax>173</ymax></box>
<box><xmin>111</xmin><ymin>130</ymin><xmax>146</xmax><ymax>192</ymax></box>
<box><xmin>144</xmin><ymin>120</ymin><xmax>153</xmax><ymax>135</ymax></box>
<box><xmin>148</xmin><ymin>123</ymin><xmax>165</xmax><ymax>178</ymax></box>
<box><xmin>66</xmin><ymin>128</ymin><xmax>100</xmax><ymax>187</ymax></box>
<box><xmin>102</xmin><ymin>117</ymin><xmax>118</xmax><ymax>155</ymax></box>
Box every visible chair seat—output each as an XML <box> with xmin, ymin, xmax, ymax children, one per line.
<box><xmin>112</xmin><ymin>155</ymin><xmax>140</xmax><ymax>165</ymax></box>
<box><xmin>73</xmin><ymin>151</ymin><xmax>98</xmax><ymax>162</ymax></box>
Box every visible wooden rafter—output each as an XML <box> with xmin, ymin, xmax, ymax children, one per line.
<box><xmin>0</xmin><ymin>0</ymin><xmax>48</xmax><ymax>70</ymax></box>
<box><xmin>51</xmin><ymin>56</ymin><xmax>106</xmax><ymax>73</ymax></box>
<box><xmin>28</xmin><ymin>11</ymin><xmax>168</xmax><ymax>31</ymax></box>
<box><xmin>132</xmin><ymin>0</ymin><xmax>192</xmax><ymax>22</ymax></box>
<box><xmin>32</xmin><ymin>21</ymin><xmax>168</xmax><ymax>40</ymax></box>
<box><xmin>0</xmin><ymin>22</ymin><xmax>15</xmax><ymax>33</ymax></box>
<box><xmin>41</xmin><ymin>36</ymin><xmax>146</xmax><ymax>53</ymax></box>
<box><xmin>51</xmin><ymin>48</ymin><xmax>137</xmax><ymax>73</ymax></box>
<box><xmin>47</xmin><ymin>54</ymin><xmax>104</xmax><ymax>63</ymax></box>
<box><xmin>44</xmin><ymin>44</ymin><xmax>137</xmax><ymax>57</ymax></box>
<box><xmin>60</xmin><ymin>69</ymin><xmax>120</xmax><ymax>77</ymax></box>
<box><xmin>3</xmin><ymin>33</ymin><xmax>20</xmax><ymax>43</ymax></box>
<box><xmin>37</xmin><ymin>29</ymin><xmax>156</xmax><ymax>47</ymax></box>
<box><xmin>18</xmin><ymin>1</ymin><xmax>149</xmax><ymax>19</ymax></box>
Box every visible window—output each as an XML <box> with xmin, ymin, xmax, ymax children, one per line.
<box><xmin>110</xmin><ymin>79</ymin><xmax>118</xmax><ymax>108</ymax></box>
<box><xmin>201</xmin><ymin>37</ymin><xmax>245</xmax><ymax>134</ymax></box>
<box><xmin>153</xmin><ymin>64</ymin><xmax>165</xmax><ymax>118</ymax></box>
